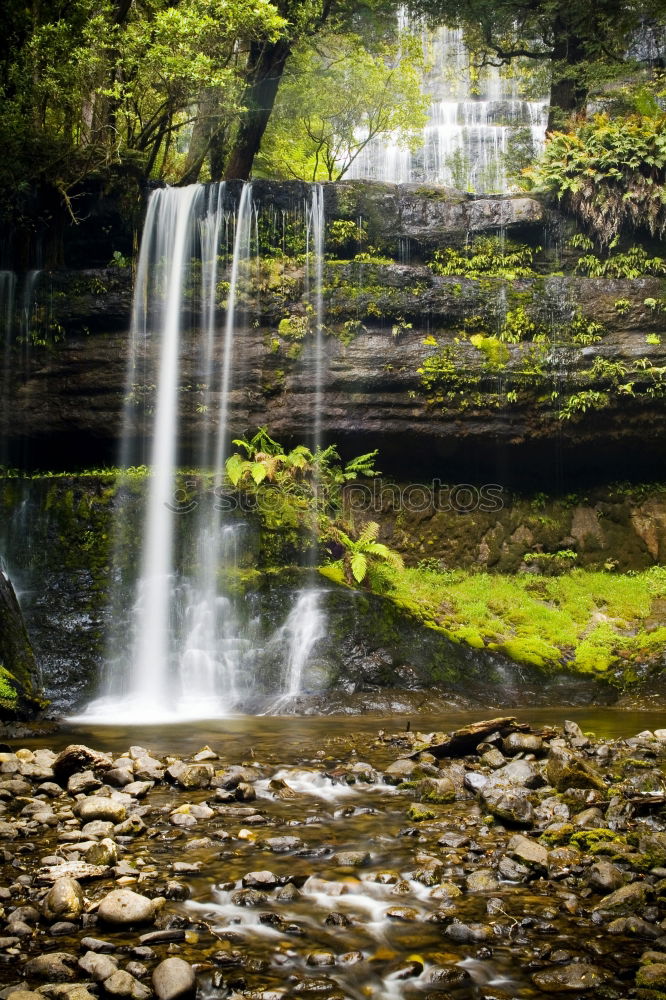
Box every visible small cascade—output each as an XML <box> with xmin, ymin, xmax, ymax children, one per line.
<box><xmin>347</xmin><ymin>26</ymin><xmax>548</xmax><ymax>192</ymax></box>
<box><xmin>265</xmin><ymin>185</ymin><xmax>328</xmax><ymax>712</ymax></box>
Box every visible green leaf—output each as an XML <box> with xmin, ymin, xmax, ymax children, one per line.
<box><xmin>351</xmin><ymin>552</ymin><xmax>367</xmax><ymax>583</ymax></box>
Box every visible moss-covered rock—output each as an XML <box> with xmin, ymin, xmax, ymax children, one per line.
<box><xmin>0</xmin><ymin>569</ymin><xmax>45</xmax><ymax>718</ymax></box>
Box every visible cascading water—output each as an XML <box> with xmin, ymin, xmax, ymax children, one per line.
<box><xmin>177</xmin><ymin>182</ymin><xmax>254</xmax><ymax>715</ymax></box>
<box><xmin>126</xmin><ymin>185</ymin><xmax>204</xmax><ymax>718</ymax></box>
<box><xmin>82</xmin><ymin>181</ymin><xmax>329</xmax><ymax>722</ymax></box>
<box><xmin>347</xmin><ymin>26</ymin><xmax>548</xmax><ymax>192</ymax></box>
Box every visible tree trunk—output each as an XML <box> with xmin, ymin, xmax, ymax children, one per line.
<box><xmin>547</xmin><ymin>18</ymin><xmax>589</xmax><ymax>129</ymax></box>
<box><xmin>224</xmin><ymin>38</ymin><xmax>292</xmax><ymax>180</ymax></box>
<box><xmin>180</xmin><ymin>88</ymin><xmax>222</xmax><ymax>185</ymax></box>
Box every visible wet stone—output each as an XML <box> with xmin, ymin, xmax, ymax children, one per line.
<box><xmin>152</xmin><ymin>957</ymin><xmax>197</xmax><ymax>1000</ymax></box>
<box><xmin>103</xmin><ymin>970</ymin><xmax>152</xmax><ymax>999</ymax></box>
<box><xmin>24</xmin><ymin>952</ymin><xmax>78</xmax><ymax>982</ymax></box>
<box><xmin>636</xmin><ymin>963</ymin><xmax>666</xmax><ymax>988</ymax></box>
<box><xmin>80</xmin><ymin>936</ymin><xmax>117</xmax><ymax>953</ymax></box>
<box><xmin>532</xmin><ymin>963</ymin><xmax>610</xmax><ymax>992</ymax></box>
<box><xmin>43</xmin><ymin>876</ymin><xmax>84</xmax><ymax>922</ymax></box>
<box><xmin>445</xmin><ymin>920</ymin><xmax>494</xmax><ymax>942</ymax></box>
<box><xmin>78</xmin><ymin>951</ymin><xmax>119</xmax><ymax>981</ymax></box>
<box><xmin>503</xmin><ymin>733</ymin><xmax>544</xmax><ymax>756</ymax></box>
<box><xmin>587</xmin><ymin>861</ymin><xmax>627</xmax><ymax>893</ymax></box>
<box><xmin>593</xmin><ymin>881</ymin><xmax>648</xmax><ymax>914</ymax></box>
<box><xmin>332</xmin><ymin>851</ymin><xmax>370</xmax><ymax>867</ymax></box>
<box><xmin>67</xmin><ymin>771</ymin><xmax>101</xmax><ymax>795</ymax></box>
<box><xmin>97</xmin><ymin>889</ymin><xmax>156</xmax><ymax>926</ymax></box>
<box><xmin>386</xmin><ymin>906</ymin><xmax>419</xmax><ymax>921</ymax></box>
<box><xmin>306</xmin><ymin>952</ymin><xmax>336</xmax><ymax>967</ymax></box>
<box><xmin>242</xmin><ymin>870</ymin><xmax>279</xmax><ymax>889</ymax></box>
<box><xmin>77</xmin><ymin>797</ymin><xmax>126</xmax><ymax>824</ymax></box>
<box><xmin>264</xmin><ymin>836</ymin><xmax>303</xmax><ymax>852</ymax></box>
<box><xmin>230</xmin><ymin>888</ymin><xmax>268</xmax><ymax>906</ymax></box>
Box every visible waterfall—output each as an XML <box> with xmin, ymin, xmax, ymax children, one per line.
<box><xmin>178</xmin><ymin>182</ymin><xmax>254</xmax><ymax>715</ymax></box>
<box><xmin>129</xmin><ymin>185</ymin><xmax>204</xmax><ymax>715</ymax></box>
<box><xmin>80</xmin><ymin>181</ymin><xmax>332</xmax><ymax>722</ymax></box>
<box><xmin>347</xmin><ymin>26</ymin><xmax>548</xmax><ymax>192</ymax></box>
<box><xmin>270</xmin><ymin>185</ymin><xmax>327</xmax><ymax>707</ymax></box>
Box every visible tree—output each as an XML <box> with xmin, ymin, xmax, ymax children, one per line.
<box><xmin>256</xmin><ymin>31</ymin><xmax>428</xmax><ymax>180</ymax></box>
<box><xmin>222</xmin><ymin>0</ymin><xmax>404</xmax><ymax>180</ymax></box>
<box><xmin>413</xmin><ymin>0</ymin><xmax>666</xmax><ymax>127</ymax></box>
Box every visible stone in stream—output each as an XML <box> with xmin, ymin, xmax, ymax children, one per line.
<box><xmin>53</xmin><ymin>745</ymin><xmax>113</xmax><ymax>783</ymax></box>
<box><xmin>24</xmin><ymin>952</ymin><xmax>78</xmax><ymax>981</ymax></box>
<box><xmin>386</xmin><ymin>906</ymin><xmax>419</xmax><ymax>921</ymax></box>
<box><xmin>231</xmin><ymin>888</ymin><xmax>268</xmax><ymax>906</ymax></box>
<box><xmin>637</xmin><ymin>964</ymin><xmax>666</xmax><ymax>988</ymax></box>
<box><xmin>85</xmin><ymin>838</ymin><xmax>118</xmax><ymax>866</ymax></box>
<box><xmin>263</xmin><ymin>835</ymin><xmax>303</xmax><ymax>852</ymax></box>
<box><xmin>152</xmin><ymin>957</ymin><xmax>197</xmax><ymax>1000</ymax></box>
<box><xmin>124</xmin><ymin>780</ymin><xmax>153</xmax><ymax>798</ymax></box>
<box><xmin>67</xmin><ymin>770</ymin><xmax>101</xmax><ymax>794</ymax></box>
<box><xmin>502</xmin><ymin>732</ymin><xmax>544</xmax><ymax>756</ymax></box>
<box><xmin>211</xmin><ymin>765</ymin><xmax>257</xmax><ymax>789</ymax></box>
<box><xmin>418</xmin><ymin>776</ymin><xmax>456</xmax><ymax>803</ymax></box>
<box><xmin>165</xmin><ymin>760</ymin><xmax>214</xmax><ymax>789</ymax></box>
<box><xmin>332</xmin><ymin>851</ymin><xmax>371</xmax><ymax>867</ymax></box>
<box><xmin>546</xmin><ymin>748</ymin><xmax>606</xmax><ymax>793</ymax></box>
<box><xmin>532</xmin><ymin>963</ymin><xmax>610</xmax><ymax>991</ymax></box>
<box><xmin>242</xmin><ymin>870</ymin><xmax>279</xmax><ymax>889</ymax></box>
<box><xmin>482</xmin><ymin>786</ymin><xmax>534</xmax><ymax>826</ymax></box>
<box><xmin>97</xmin><ymin>889</ymin><xmax>157</xmax><ymax>926</ymax></box>
<box><xmin>104</xmin><ymin>970</ymin><xmax>152</xmax><ymax>1000</ymax></box>
<box><xmin>592</xmin><ymin>881</ymin><xmax>648</xmax><ymax>914</ymax></box>
<box><xmin>42</xmin><ymin>876</ymin><xmax>84</xmax><ymax>921</ymax></box>
<box><xmin>77</xmin><ymin>796</ymin><xmax>126</xmax><ymax>823</ymax></box>
<box><xmin>306</xmin><ymin>951</ymin><xmax>336</xmax><ymax>967</ymax></box>
<box><xmin>587</xmin><ymin>860</ymin><xmax>627</xmax><ymax>893</ymax></box>
<box><xmin>78</xmin><ymin>951</ymin><xmax>119</xmax><ymax>981</ymax></box>
<box><xmin>507</xmin><ymin>833</ymin><xmax>549</xmax><ymax>870</ymax></box>
<box><xmin>445</xmin><ymin>920</ymin><xmax>494</xmax><ymax>942</ymax></box>
<box><xmin>465</xmin><ymin>869</ymin><xmax>499</xmax><ymax>892</ymax></box>
<box><xmin>80</xmin><ymin>935</ymin><xmax>117</xmax><ymax>953</ymax></box>
<box><xmin>105</xmin><ymin>767</ymin><xmax>134</xmax><ymax>787</ymax></box>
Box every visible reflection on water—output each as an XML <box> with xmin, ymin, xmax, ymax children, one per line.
<box><xmin>28</xmin><ymin>706</ymin><xmax>666</xmax><ymax>760</ymax></box>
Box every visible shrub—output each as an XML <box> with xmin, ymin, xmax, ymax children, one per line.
<box><xmin>528</xmin><ymin>112</ymin><xmax>666</xmax><ymax>248</ymax></box>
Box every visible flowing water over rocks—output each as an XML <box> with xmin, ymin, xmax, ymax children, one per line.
<box><xmin>1</xmin><ymin>715</ymin><xmax>666</xmax><ymax>999</ymax></box>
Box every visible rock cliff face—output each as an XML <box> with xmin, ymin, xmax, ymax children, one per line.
<box><xmin>2</xmin><ymin>262</ymin><xmax>664</xmax><ymax>483</ymax></box>
<box><xmin>0</xmin><ymin>569</ymin><xmax>43</xmax><ymax>718</ymax></box>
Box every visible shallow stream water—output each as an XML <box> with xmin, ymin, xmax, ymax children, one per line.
<box><xmin>7</xmin><ymin>707</ymin><xmax>665</xmax><ymax>999</ymax></box>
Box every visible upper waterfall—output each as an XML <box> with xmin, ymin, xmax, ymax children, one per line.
<box><xmin>347</xmin><ymin>26</ymin><xmax>548</xmax><ymax>192</ymax></box>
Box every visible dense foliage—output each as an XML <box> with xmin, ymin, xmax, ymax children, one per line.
<box><xmin>528</xmin><ymin>107</ymin><xmax>666</xmax><ymax>247</ymax></box>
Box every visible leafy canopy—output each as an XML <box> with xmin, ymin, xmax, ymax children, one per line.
<box><xmin>257</xmin><ymin>29</ymin><xmax>428</xmax><ymax>180</ymax></box>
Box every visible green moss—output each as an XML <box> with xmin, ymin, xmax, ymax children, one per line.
<box><xmin>469</xmin><ymin>334</ymin><xmax>510</xmax><ymax>367</ymax></box>
<box><xmin>0</xmin><ymin>666</ymin><xmax>18</xmax><ymax>708</ymax></box>
<box><xmin>570</xmin><ymin>828</ymin><xmax>620</xmax><ymax>850</ymax></box>
<box><xmin>540</xmin><ymin>823</ymin><xmax>575</xmax><ymax>846</ymax></box>
<box><xmin>407</xmin><ymin>803</ymin><xmax>437</xmax><ymax>822</ymax></box>
<box><xmin>492</xmin><ymin>637</ymin><xmax>560</xmax><ymax>669</ymax></box>
<box><xmin>368</xmin><ymin>564</ymin><xmax>666</xmax><ymax>686</ymax></box>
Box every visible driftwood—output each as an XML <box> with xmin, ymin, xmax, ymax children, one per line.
<box><xmin>36</xmin><ymin>860</ymin><xmax>110</xmax><ymax>883</ymax></box>
<box><xmin>408</xmin><ymin>716</ymin><xmax>530</xmax><ymax>759</ymax></box>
